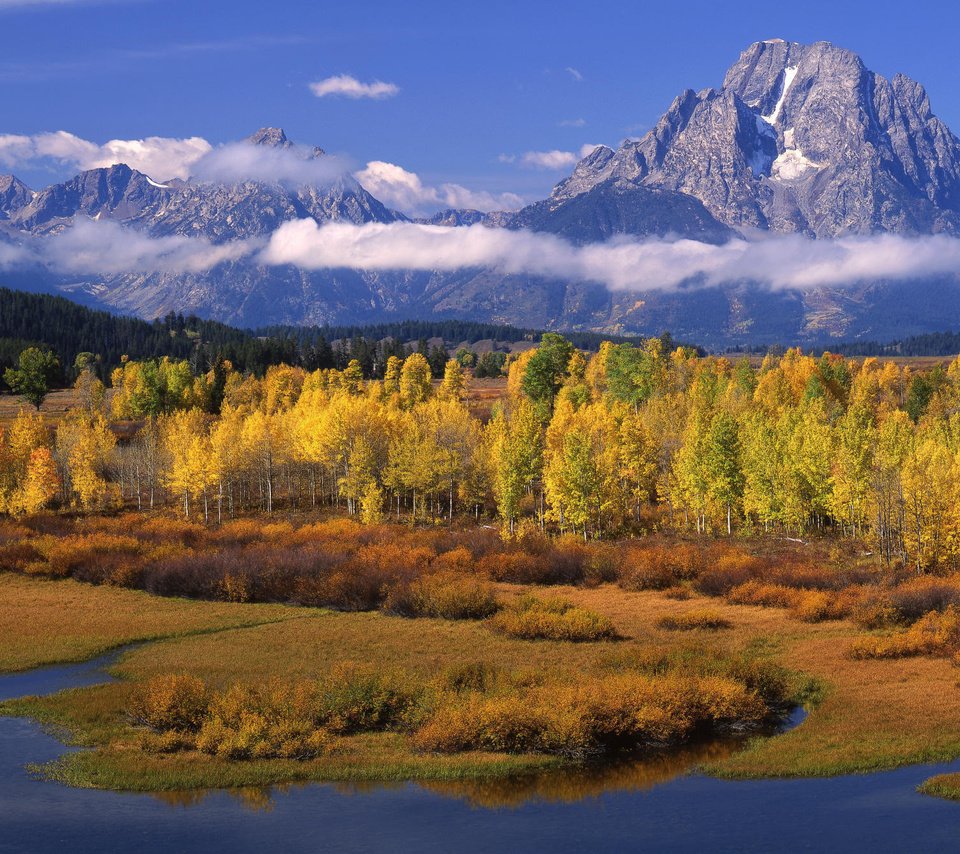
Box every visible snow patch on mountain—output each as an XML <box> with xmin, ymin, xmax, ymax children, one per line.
<box><xmin>762</xmin><ymin>65</ymin><xmax>798</xmax><ymax>125</ymax></box>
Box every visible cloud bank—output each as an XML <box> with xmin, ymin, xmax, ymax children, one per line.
<box><xmin>309</xmin><ymin>75</ymin><xmax>399</xmax><ymax>100</ymax></box>
<box><xmin>191</xmin><ymin>143</ymin><xmax>348</xmax><ymax>187</ymax></box>
<box><xmin>6</xmin><ymin>218</ymin><xmax>960</xmax><ymax>297</ymax></box>
<box><xmin>354</xmin><ymin>161</ymin><xmax>524</xmax><ymax>215</ymax></box>
<box><xmin>259</xmin><ymin>220</ymin><xmax>960</xmax><ymax>292</ymax></box>
<box><xmin>0</xmin><ymin>219</ymin><xmax>254</xmax><ymax>274</ymax></box>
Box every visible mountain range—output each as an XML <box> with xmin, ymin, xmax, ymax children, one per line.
<box><xmin>4</xmin><ymin>39</ymin><xmax>960</xmax><ymax>348</ymax></box>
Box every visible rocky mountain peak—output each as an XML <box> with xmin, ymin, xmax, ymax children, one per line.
<box><xmin>555</xmin><ymin>39</ymin><xmax>960</xmax><ymax>237</ymax></box>
<box><xmin>0</xmin><ymin>174</ymin><xmax>32</xmax><ymax>219</ymax></box>
<box><xmin>247</xmin><ymin>127</ymin><xmax>292</xmax><ymax>148</ymax></box>
<box><xmin>246</xmin><ymin>126</ymin><xmax>326</xmax><ymax>160</ymax></box>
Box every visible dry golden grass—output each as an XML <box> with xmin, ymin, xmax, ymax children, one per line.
<box><xmin>0</xmin><ymin>574</ymin><xmax>311</xmax><ymax>672</ymax></box>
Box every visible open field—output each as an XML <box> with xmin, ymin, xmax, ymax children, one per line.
<box><xmin>4</xmin><ymin>562</ymin><xmax>960</xmax><ymax>794</ymax></box>
<box><xmin>0</xmin><ymin>573</ymin><xmax>313</xmax><ymax>672</ymax></box>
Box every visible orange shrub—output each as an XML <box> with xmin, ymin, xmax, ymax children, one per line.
<box><xmin>656</xmin><ymin>610</ymin><xmax>732</xmax><ymax>631</ymax></box>
<box><xmin>414</xmin><ymin>671</ymin><xmax>766</xmax><ymax>758</ymax></box>
<box><xmin>727</xmin><ymin>581</ymin><xmax>803</xmax><ymax>609</ymax></box>
<box><xmin>850</xmin><ymin>606</ymin><xmax>960</xmax><ymax>659</ymax></box>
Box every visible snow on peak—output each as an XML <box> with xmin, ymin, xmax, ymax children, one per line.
<box><xmin>146</xmin><ymin>177</ymin><xmax>171</xmax><ymax>189</ymax></box>
<box><xmin>761</xmin><ymin>65</ymin><xmax>798</xmax><ymax>125</ymax></box>
<box><xmin>770</xmin><ymin>127</ymin><xmax>822</xmax><ymax>180</ymax></box>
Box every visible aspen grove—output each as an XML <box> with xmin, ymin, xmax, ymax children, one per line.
<box><xmin>2</xmin><ymin>334</ymin><xmax>959</xmax><ymax>572</ymax></box>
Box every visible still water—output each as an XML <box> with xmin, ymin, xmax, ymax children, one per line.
<box><xmin>2</xmin><ymin>652</ymin><xmax>960</xmax><ymax>853</ymax></box>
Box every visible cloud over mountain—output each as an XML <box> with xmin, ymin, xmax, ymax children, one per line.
<box><xmin>354</xmin><ymin>161</ymin><xmax>523</xmax><ymax>215</ymax></box>
<box><xmin>0</xmin><ymin>131</ymin><xmax>211</xmax><ymax>181</ymax></box>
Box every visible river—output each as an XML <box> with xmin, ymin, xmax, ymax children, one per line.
<box><xmin>2</xmin><ymin>651</ymin><xmax>960</xmax><ymax>853</ymax></box>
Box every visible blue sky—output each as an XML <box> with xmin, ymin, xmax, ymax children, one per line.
<box><xmin>3</xmin><ymin>0</ymin><xmax>960</xmax><ymax>209</ymax></box>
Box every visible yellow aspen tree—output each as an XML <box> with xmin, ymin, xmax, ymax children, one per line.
<box><xmin>488</xmin><ymin>397</ymin><xmax>543</xmax><ymax>534</ymax></box>
<box><xmin>619</xmin><ymin>408</ymin><xmax>659</xmax><ymax>522</ymax></box>
<box><xmin>161</xmin><ymin>409</ymin><xmax>211</xmax><ymax>517</ymax></box>
<box><xmin>399</xmin><ymin>353</ymin><xmax>432</xmax><ymax>408</ymax></box>
<box><xmin>438</xmin><ymin>359</ymin><xmax>466</xmax><ymax>402</ymax></box>
<box><xmin>10</xmin><ymin>447</ymin><xmax>60</xmax><ymax>514</ymax></box>
<box><xmin>7</xmin><ymin>408</ymin><xmax>51</xmax><ymax>484</ymax></box>
<box><xmin>62</xmin><ymin>414</ymin><xmax>118</xmax><ymax>511</ymax></box>
<box><xmin>831</xmin><ymin>405</ymin><xmax>874</xmax><ymax>537</ymax></box>
<box><xmin>383</xmin><ymin>355</ymin><xmax>403</xmax><ymax>398</ymax></box>
<box><xmin>901</xmin><ymin>434</ymin><xmax>955</xmax><ymax>572</ymax></box>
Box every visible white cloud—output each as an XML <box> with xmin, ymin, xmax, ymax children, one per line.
<box><xmin>500</xmin><ymin>145</ymin><xmax>602</xmax><ymax>170</ymax></box>
<box><xmin>354</xmin><ymin>161</ymin><xmax>524</xmax><ymax>215</ymax></box>
<box><xmin>259</xmin><ymin>220</ymin><xmax>960</xmax><ymax>293</ymax></box>
<box><xmin>309</xmin><ymin>75</ymin><xmax>399</xmax><ymax>100</ymax></box>
<box><xmin>191</xmin><ymin>143</ymin><xmax>348</xmax><ymax>187</ymax></box>
<box><xmin>9</xmin><ymin>207</ymin><xmax>960</xmax><ymax>297</ymax></box>
<box><xmin>0</xmin><ymin>131</ymin><xmax>211</xmax><ymax>181</ymax></box>
<box><xmin>43</xmin><ymin>219</ymin><xmax>255</xmax><ymax>274</ymax></box>
<box><xmin>0</xmin><ymin>130</ymin><xmax>353</xmax><ymax>186</ymax></box>
<box><xmin>519</xmin><ymin>150</ymin><xmax>579</xmax><ymax>170</ymax></box>
<box><xmin>565</xmin><ymin>67</ymin><xmax>584</xmax><ymax>82</ymax></box>
<box><xmin>559</xmin><ymin>118</ymin><xmax>587</xmax><ymax>128</ymax></box>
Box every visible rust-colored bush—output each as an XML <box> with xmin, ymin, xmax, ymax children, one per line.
<box><xmin>619</xmin><ymin>543</ymin><xmax>708</xmax><ymax>591</ymax></box>
<box><xmin>727</xmin><ymin>581</ymin><xmax>802</xmax><ymax>609</ymax></box>
<box><xmin>854</xmin><ymin>577</ymin><xmax>960</xmax><ymax>629</ymax></box>
<box><xmin>414</xmin><ymin>671</ymin><xmax>766</xmax><ymax>758</ymax></box>
<box><xmin>695</xmin><ymin>552</ymin><xmax>767</xmax><ymax>596</ymax></box>
<box><xmin>383</xmin><ymin>571</ymin><xmax>499</xmax><ymax>620</ymax></box>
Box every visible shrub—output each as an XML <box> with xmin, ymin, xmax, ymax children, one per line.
<box><xmin>130</xmin><ymin>674</ymin><xmax>209</xmax><ymax>732</ymax></box>
<box><xmin>727</xmin><ymin>581</ymin><xmax>802</xmax><ymax>609</ymax></box>
<box><xmin>656</xmin><ymin>610</ymin><xmax>732</xmax><ymax>631</ymax></box>
<box><xmin>487</xmin><ymin>596</ymin><xmax>618</xmax><ymax>642</ymax></box>
<box><xmin>619</xmin><ymin>544</ymin><xmax>707</xmax><ymax>591</ymax></box>
<box><xmin>663</xmin><ymin>585</ymin><xmax>693</xmax><ymax>600</ymax></box>
<box><xmin>316</xmin><ymin>664</ymin><xmax>426</xmax><ymax>734</ymax></box>
<box><xmin>196</xmin><ymin>681</ymin><xmax>328</xmax><ymax>760</ymax></box>
<box><xmin>383</xmin><ymin>571</ymin><xmax>499</xmax><ymax>620</ymax></box>
<box><xmin>854</xmin><ymin>578</ymin><xmax>960</xmax><ymax>629</ymax></box>
<box><xmin>695</xmin><ymin>552</ymin><xmax>766</xmax><ymax>596</ymax></box>
<box><xmin>850</xmin><ymin>606</ymin><xmax>960</xmax><ymax>659</ymax></box>
<box><xmin>440</xmin><ymin>662</ymin><xmax>504</xmax><ymax>694</ymax></box>
<box><xmin>414</xmin><ymin>671</ymin><xmax>767</xmax><ymax>758</ymax></box>
<box><xmin>790</xmin><ymin>588</ymin><xmax>860</xmax><ymax>623</ymax></box>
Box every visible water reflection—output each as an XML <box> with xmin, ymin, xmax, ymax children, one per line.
<box><xmin>422</xmin><ymin>740</ymin><xmax>742</xmax><ymax>808</ymax></box>
<box><xmin>147</xmin><ymin>739</ymin><xmax>745</xmax><ymax>812</ymax></box>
